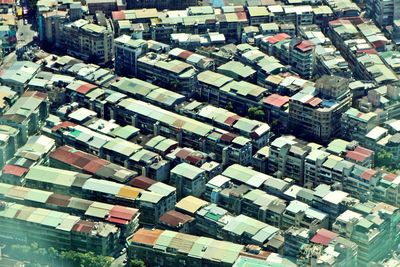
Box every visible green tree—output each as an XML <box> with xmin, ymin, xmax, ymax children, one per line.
<box><xmin>248</xmin><ymin>106</ymin><xmax>265</xmax><ymax>121</ymax></box>
<box><xmin>225</xmin><ymin>102</ymin><xmax>234</xmax><ymax>111</ymax></box>
<box><xmin>376</xmin><ymin>150</ymin><xmax>394</xmax><ymax>168</ymax></box>
<box><xmin>129</xmin><ymin>259</ymin><xmax>146</xmax><ymax>267</ymax></box>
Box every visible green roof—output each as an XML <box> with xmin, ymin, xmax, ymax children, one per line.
<box><xmin>111</xmin><ymin>125</ymin><xmax>139</xmax><ymax>140</ymax></box>
<box><xmin>171</xmin><ymin>163</ymin><xmax>204</xmax><ymax>180</ymax></box>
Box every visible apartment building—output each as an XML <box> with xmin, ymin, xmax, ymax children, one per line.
<box><xmin>61</xmin><ymin>19</ymin><xmax>114</xmax><ymax>66</ymax></box>
<box><xmin>0</xmin><ymin>61</ymin><xmax>41</xmax><ymax>95</ymax></box>
<box><xmin>127</xmin><ymin>228</ymin><xmax>248</xmax><ymax>267</ymax></box>
<box><xmin>0</xmin><ymin>126</ymin><xmax>21</xmax><ymax>169</ymax></box>
<box><xmin>170</xmin><ymin>163</ymin><xmax>206</xmax><ymax>199</ymax></box>
<box><xmin>115</xmin><ymin>98</ymin><xmax>253</xmax><ymax>166</ymax></box>
<box><xmin>0</xmin><ymin>91</ymin><xmax>49</xmax><ymax>144</ymax></box>
<box><xmin>341</xmin><ymin>108</ymin><xmax>379</xmax><ymax>143</ymax></box>
<box><xmin>125</xmin><ymin>0</ymin><xmax>196</xmax><ymax>10</ymax></box>
<box><xmin>0</xmin><ymin>183</ymin><xmax>139</xmax><ymax>238</ymax></box>
<box><xmin>197</xmin><ymin>70</ymin><xmax>267</xmax><ymax>115</ymax></box>
<box><xmin>179</xmin><ymin>102</ymin><xmax>271</xmax><ymax>149</ymax></box>
<box><xmin>267</xmin><ymin>136</ymin><xmax>312</xmax><ymax>185</ymax></box>
<box><xmin>0</xmin><ymin>201</ymin><xmax>120</xmax><ymax>255</ymax></box>
<box><xmin>288</xmin><ymin>76</ymin><xmax>352</xmax><ymax>143</ymax></box>
<box><xmin>49</xmin><ymin>145</ymin><xmax>138</xmax><ymax>184</ymax></box>
<box><xmin>333</xmin><ymin>205</ymin><xmax>399</xmax><ymax>266</ymax></box>
<box><xmin>137</xmin><ymin>53</ymin><xmax>197</xmax><ymax>97</ymax></box>
<box><xmin>114</xmin><ymin>36</ymin><xmax>148</xmax><ymax>76</ymax></box>
<box><xmin>366</xmin><ymin>0</ymin><xmax>400</xmax><ymax>27</ymax></box>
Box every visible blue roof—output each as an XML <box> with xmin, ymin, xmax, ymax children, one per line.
<box><xmin>212</xmin><ymin>0</ymin><xmax>224</xmax><ymax>7</ymax></box>
<box><xmin>321</xmin><ymin>99</ymin><xmax>336</xmax><ymax>108</ymax></box>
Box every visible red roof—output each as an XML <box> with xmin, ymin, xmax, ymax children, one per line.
<box><xmin>346</xmin><ymin>146</ymin><xmax>373</xmax><ymax>163</ymax></box>
<box><xmin>236</xmin><ymin>11</ymin><xmax>247</xmax><ymax>21</ymax></box>
<box><xmin>186</xmin><ymin>153</ymin><xmax>204</xmax><ymax>165</ymax></box>
<box><xmin>371</xmin><ymin>40</ymin><xmax>386</xmax><ymax>48</ymax></box>
<box><xmin>346</xmin><ymin>151</ymin><xmax>368</xmax><ymax>162</ymax></box>
<box><xmin>110</xmin><ymin>205</ymin><xmax>139</xmax><ymax>220</ymax></box>
<box><xmin>46</xmin><ymin>194</ymin><xmax>71</xmax><ymax>207</ymax></box>
<box><xmin>76</xmin><ymin>83</ymin><xmax>97</xmax><ymax>95</ymax></box>
<box><xmin>361</xmin><ymin>169</ymin><xmax>377</xmax><ymax>181</ymax></box>
<box><xmin>296</xmin><ymin>40</ymin><xmax>315</xmax><ymax>52</ymax></box>
<box><xmin>357</xmin><ymin>48</ymin><xmax>377</xmax><ymax>54</ymax></box>
<box><xmin>49</xmin><ymin>146</ymin><xmax>80</xmax><ymax>165</ymax></box>
<box><xmin>275</xmin><ymin>33</ymin><xmax>290</xmax><ymax>41</ymax></box>
<box><xmin>72</xmin><ymin>220</ymin><xmax>95</xmax><ymax>233</ymax></box>
<box><xmin>84</xmin><ymin>159</ymin><xmax>108</xmax><ymax>174</ymax></box>
<box><xmin>112</xmin><ymin>11</ymin><xmax>125</xmax><ymax>20</ymax></box>
<box><xmin>384</xmin><ymin>173</ymin><xmax>397</xmax><ymax>182</ymax></box>
<box><xmin>107</xmin><ymin>206</ymin><xmax>139</xmax><ymax>225</ymax></box>
<box><xmin>263</xmin><ymin>94</ymin><xmax>290</xmax><ymax>108</ymax></box>
<box><xmin>50</xmin><ymin>146</ymin><xmax>108</xmax><ymax>173</ymax></box>
<box><xmin>159</xmin><ymin>210</ymin><xmax>193</xmax><ymax>228</ymax></box>
<box><xmin>221</xmin><ymin>133</ymin><xmax>237</xmax><ymax>143</ymax></box>
<box><xmin>130</xmin><ymin>228</ymin><xmax>164</xmax><ymax>246</ymax></box>
<box><xmin>175</xmin><ymin>148</ymin><xmax>192</xmax><ymax>159</ymax></box>
<box><xmin>107</xmin><ymin>217</ymin><xmax>128</xmax><ymax>225</ymax></box>
<box><xmin>265</xmin><ymin>36</ymin><xmax>279</xmax><ymax>44</ymax></box>
<box><xmin>129</xmin><ymin>176</ymin><xmax>157</xmax><ymax>189</ymax></box>
<box><xmin>306</xmin><ymin>97</ymin><xmax>322</xmax><ymax>107</ymax></box>
<box><xmin>51</xmin><ymin>121</ymin><xmax>76</xmax><ymax>132</ymax></box>
<box><xmin>224</xmin><ymin>115</ymin><xmax>241</xmax><ymax>126</ymax></box>
<box><xmin>178</xmin><ymin>50</ymin><xmax>193</xmax><ymax>59</ymax></box>
<box><xmin>354</xmin><ymin>146</ymin><xmax>373</xmax><ymax>157</ymax></box>
<box><xmin>2</xmin><ymin>164</ymin><xmax>28</xmax><ymax>177</ymax></box>
<box><xmin>0</xmin><ymin>0</ymin><xmax>15</xmax><ymax>4</ymax></box>
<box><xmin>311</xmin><ymin>229</ymin><xmax>338</xmax><ymax>246</ymax></box>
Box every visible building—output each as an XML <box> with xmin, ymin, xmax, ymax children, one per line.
<box><xmin>267</xmin><ymin>136</ymin><xmax>312</xmax><ymax>184</ymax></box>
<box><xmin>49</xmin><ymin>145</ymin><xmax>138</xmax><ymax>184</ymax></box>
<box><xmin>125</xmin><ymin>0</ymin><xmax>197</xmax><ymax>10</ymax></box>
<box><xmin>170</xmin><ymin>163</ymin><xmax>207</xmax><ymax>199</ymax></box>
<box><xmin>158</xmin><ymin>210</ymin><xmax>194</xmax><ymax>233</ymax></box>
<box><xmin>0</xmin><ymin>91</ymin><xmax>49</xmax><ymax>144</ymax></box>
<box><xmin>366</xmin><ymin>0</ymin><xmax>400</xmax><ymax>28</ymax></box>
<box><xmin>86</xmin><ymin>0</ymin><xmax>125</xmax><ymax>15</ymax></box>
<box><xmin>0</xmin><ymin>182</ymin><xmax>139</xmax><ymax>238</ymax></box>
<box><xmin>288</xmin><ymin>76</ymin><xmax>352</xmax><ymax>143</ymax></box>
<box><xmin>0</xmin><ymin>61</ymin><xmax>41</xmax><ymax>95</ymax></box>
<box><xmin>61</xmin><ymin>19</ymin><xmax>114</xmax><ymax>65</ymax></box>
<box><xmin>0</xmin><ymin>201</ymin><xmax>120</xmax><ymax>255</ymax></box>
<box><xmin>127</xmin><ymin>228</ymin><xmax>246</xmax><ymax>267</ymax></box>
<box><xmin>114</xmin><ymin>36</ymin><xmax>148</xmax><ymax>76</ymax></box>
<box><xmin>0</xmin><ymin>126</ymin><xmax>21</xmax><ymax>169</ymax></box>
<box><xmin>0</xmin><ymin>24</ymin><xmax>16</xmax><ymax>54</ymax></box>
<box><xmin>137</xmin><ymin>52</ymin><xmax>197</xmax><ymax>97</ymax></box>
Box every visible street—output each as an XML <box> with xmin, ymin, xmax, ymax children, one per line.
<box><xmin>111</xmin><ymin>252</ymin><xmax>127</xmax><ymax>267</ymax></box>
<box><xmin>1</xmin><ymin>17</ymin><xmax>36</xmax><ymax>69</ymax></box>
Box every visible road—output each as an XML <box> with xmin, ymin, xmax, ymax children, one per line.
<box><xmin>111</xmin><ymin>252</ymin><xmax>127</xmax><ymax>267</ymax></box>
<box><xmin>1</xmin><ymin>17</ymin><xmax>36</xmax><ymax>69</ymax></box>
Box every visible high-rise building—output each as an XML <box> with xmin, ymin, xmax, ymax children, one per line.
<box><xmin>114</xmin><ymin>35</ymin><xmax>148</xmax><ymax>76</ymax></box>
<box><xmin>61</xmin><ymin>19</ymin><xmax>114</xmax><ymax>66</ymax></box>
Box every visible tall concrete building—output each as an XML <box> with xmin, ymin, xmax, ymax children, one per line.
<box><xmin>61</xmin><ymin>19</ymin><xmax>114</xmax><ymax>66</ymax></box>
<box><xmin>114</xmin><ymin>35</ymin><xmax>148</xmax><ymax>76</ymax></box>
<box><xmin>126</xmin><ymin>0</ymin><xmax>197</xmax><ymax>10</ymax></box>
<box><xmin>366</xmin><ymin>0</ymin><xmax>400</xmax><ymax>27</ymax></box>
<box><xmin>289</xmin><ymin>76</ymin><xmax>352</xmax><ymax>143</ymax></box>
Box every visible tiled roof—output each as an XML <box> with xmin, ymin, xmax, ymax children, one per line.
<box><xmin>310</xmin><ymin>229</ymin><xmax>338</xmax><ymax>246</ymax></box>
<box><xmin>2</xmin><ymin>164</ymin><xmax>28</xmax><ymax>177</ymax></box>
<box><xmin>159</xmin><ymin>210</ymin><xmax>193</xmax><ymax>227</ymax></box>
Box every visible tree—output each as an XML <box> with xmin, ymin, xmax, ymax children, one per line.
<box><xmin>129</xmin><ymin>259</ymin><xmax>146</xmax><ymax>267</ymax></box>
<box><xmin>376</xmin><ymin>150</ymin><xmax>394</xmax><ymax>168</ymax></box>
<box><xmin>60</xmin><ymin>251</ymin><xmax>113</xmax><ymax>267</ymax></box>
<box><xmin>225</xmin><ymin>102</ymin><xmax>234</xmax><ymax>111</ymax></box>
<box><xmin>248</xmin><ymin>106</ymin><xmax>265</xmax><ymax>121</ymax></box>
